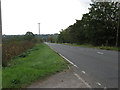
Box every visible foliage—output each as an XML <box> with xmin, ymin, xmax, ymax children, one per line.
<box><xmin>2</xmin><ymin>40</ymin><xmax>35</xmax><ymax>67</ymax></box>
<box><xmin>24</xmin><ymin>31</ymin><xmax>35</xmax><ymax>41</ymax></box>
<box><xmin>41</xmin><ymin>34</ymin><xmax>58</xmax><ymax>43</ymax></box>
<box><xmin>57</xmin><ymin>2</ymin><xmax>120</xmax><ymax>47</ymax></box>
<box><xmin>2</xmin><ymin>44</ymin><xmax>69</xmax><ymax>88</ymax></box>
<box><xmin>48</xmin><ymin>36</ymin><xmax>55</xmax><ymax>43</ymax></box>
<box><xmin>2</xmin><ymin>32</ymin><xmax>38</xmax><ymax>67</ymax></box>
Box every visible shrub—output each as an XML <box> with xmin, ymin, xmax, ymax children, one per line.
<box><xmin>2</xmin><ymin>40</ymin><xmax>35</xmax><ymax>67</ymax></box>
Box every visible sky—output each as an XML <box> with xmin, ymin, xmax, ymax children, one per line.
<box><xmin>1</xmin><ymin>0</ymin><xmax>91</xmax><ymax>35</ymax></box>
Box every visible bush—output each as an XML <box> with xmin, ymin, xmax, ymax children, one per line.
<box><xmin>2</xmin><ymin>40</ymin><xmax>35</xmax><ymax>67</ymax></box>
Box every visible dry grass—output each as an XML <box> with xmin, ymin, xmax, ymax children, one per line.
<box><xmin>2</xmin><ymin>44</ymin><xmax>69</xmax><ymax>88</ymax></box>
<box><xmin>2</xmin><ymin>41</ymin><xmax>35</xmax><ymax>66</ymax></box>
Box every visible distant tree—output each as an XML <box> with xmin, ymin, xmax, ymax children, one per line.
<box><xmin>24</xmin><ymin>31</ymin><xmax>35</xmax><ymax>41</ymax></box>
<box><xmin>48</xmin><ymin>36</ymin><xmax>55</xmax><ymax>43</ymax></box>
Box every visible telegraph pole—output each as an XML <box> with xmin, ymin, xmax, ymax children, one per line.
<box><xmin>38</xmin><ymin>23</ymin><xmax>40</xmax><ymax>38</ymax></box>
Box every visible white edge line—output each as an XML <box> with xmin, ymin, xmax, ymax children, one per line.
<box><xmin>59</xmin><ymin>52</ymin><xmax>92</xmax><ymax>88</ymax></box>
<box><xmin>47</xmin><ymin>44</ymin><xmax>79</xmax><ymax>68</ymax></box>
<box><xmin>46</xmin><ymin>43</ymin><xmax>92</xmax><ymax>88</ymax></box>
<box><xmin>96</xmin><ymin>82</ymin><xmax>101</xmax><ymax>86</ymax></box>
<box><xmin>74</xmin><ymin>72</ymin><xmax>92</xmax><ymax>88</ymax></box>
<box><xmin>59</xmin><ymin>53</ymin><xmax>79</xmax><ymax>68</ymax></box>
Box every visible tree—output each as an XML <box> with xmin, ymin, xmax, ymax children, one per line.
<box><xmin>48</xmin><ymin>36</ymin><xmax>55</xmax><ymax>43</ymax></box>
<box><xmin>24</xmin><ymin>31</ymin><xmax>35</xmax><ymax>41</ymax></box>
<box><xmin>87</xmin><ymin>2</ymin><xmax>119</xmax><ymax>46</ymax></box>
<box><xmin>57</xmin><ymin>1</ymin><xmax>119</xmax><ymax>46</ymax></box>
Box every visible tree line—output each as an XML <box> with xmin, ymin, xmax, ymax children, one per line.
<box><xmin>57</xmin><ymin>2</ymin><xmax>120</xmax><ymax>47</ymax></box>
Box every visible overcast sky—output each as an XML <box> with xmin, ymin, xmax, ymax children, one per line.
<box><xmin>1</xmin><ymin>0</ymin><xmax>91</xmax><ymax>35</ymax></box>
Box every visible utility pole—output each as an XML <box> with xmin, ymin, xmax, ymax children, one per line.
<box><xmin>38</xmin><ymin>23</ymin><xmax>40</xmax><ymax>38</ymax></box>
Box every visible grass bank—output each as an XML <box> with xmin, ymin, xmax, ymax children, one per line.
<box><xmin>62</xmin><ymin>43</ymin><xmax>120</xmax><ymax>51</ymax></box>
<box><xmin>2</xmin><ymin>43</ymin><xmax>69</xmax><ymax>88</ymax></box>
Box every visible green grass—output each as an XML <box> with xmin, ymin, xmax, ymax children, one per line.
<box><xmin>62</xmin><ymin>43</ymin><xmax>120</xmax><ymax>51</ymax></box>
<box><xmin>2</xmin><ymin>43</ymin><xmax>69</xmax><ymax>88</ymax></box>
<box><xmin>95</xmin><ymin>45</ymin><xmax>119</xmax><ymax>51</ymax></box>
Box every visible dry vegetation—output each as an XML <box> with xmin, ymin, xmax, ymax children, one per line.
<box><xmin>2</xmin><ymin>41</ymin><xmax>35</xmax><ymax>66</ymax></box>
<box><xmin>2</xmin><ymin>32</ymin><xmax>39</xmax><ymax>66</ymax></box>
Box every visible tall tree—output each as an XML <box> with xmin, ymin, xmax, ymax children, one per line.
<box><xmin>57</xmin><ymin>1</ymin><xmax>119</xmax><ymax>46</ymax></box>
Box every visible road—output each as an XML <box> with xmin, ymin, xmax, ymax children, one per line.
<box><xmin>28</xmin><ymin>69</ymin><xmax>89</xmax><ymax>88</ymax></box>
<box><xmin>46</xmin><ymin>42</ymin><xmax>119</xmax><ymax>88</ymax></box>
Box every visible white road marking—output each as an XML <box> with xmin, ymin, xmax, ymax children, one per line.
<box><xmin>47</xmin><ymin>46</ymin><xmax>78</xmax><ymax>69</ymax></box>
<box><xmin>74</xmin><ymin>73</ymin><xmax>92</xmax><ymax>88</ymax></box>
<box><xmin>46</xmin><ymin>43</ymin><xmax>79</xmax><ymax>68</ymax></box>
<box><xmin>96</xmin><ymin>82</ymin><xmax>101</xmax><ymax>86</ymax></box>
<box><xmin>82</xmin><ymin>71</ymin><xmax>86</xmax><ymax>74</ymax></box>
<box><xmin>97</xmin><ymin>52</ymin><xmax>104</xmax><ymax>54</ymax></box>
<box><xmin>59</xmin><ymin>53</ymin><xmax>79</xmax><ymax>68</ymax></box>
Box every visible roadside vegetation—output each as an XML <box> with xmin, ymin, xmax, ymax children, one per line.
<box><xmin>63</xmin><ymin>43</ymin><xmax>120</xmax><ymax>51</ymax></box>
<box><xmin>2</xmin><ymin>31</ymin><xmax>42</xmax><ymax>67</ymax></box>
<box><xmin>57</xmin><ymin>2</ymin><xmax>120</xmax><ymax>50</ymax></box>
<box><xmin>2</xmin><ymin>43</ymin><xmax>69</xmax><ymax>88</ymax></box>
<box><xmin>2</xmin><ymin>1</ymin><xmax>119</xmax><ymax>88</ymax></box>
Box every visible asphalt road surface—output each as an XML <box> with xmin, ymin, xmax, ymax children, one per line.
<box><xmin>45</xmin><ymin>42</ymin><xmax>119</xmax><ymax>88</ymax></box>
<box><xmin>28</xmin><ymin>69</ymin><xmax>89</xmax><ymax>88</ymax></box>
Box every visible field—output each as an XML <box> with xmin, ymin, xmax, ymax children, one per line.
<box><xmin>2</xmin><ymin>43</ymin><xmax>69</xmax><ymax>88</ymax></box>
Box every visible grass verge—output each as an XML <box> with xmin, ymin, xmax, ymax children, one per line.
<box><xmin>62</xmin><ymin>43</ymin><xmax>120</xmax><ymax>51</ymax></box>
<box><xmin>2</xmin><ymin>43</ymin><xmax>69</xmax><ymax>88</ymax></box>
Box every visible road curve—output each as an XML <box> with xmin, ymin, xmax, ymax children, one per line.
<box><xmin>45</xmin><ymin>42</ymin><xmax>119</xmax><ymax>88</ymax></box>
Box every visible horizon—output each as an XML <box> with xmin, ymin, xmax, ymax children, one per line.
<box><xmin>2</xmin><ymin>33</ymin><xmax>59</xmax><ymax>35</ymax></box>
<box><xmin>1</xmin><ymin>0</ymin><xmax>91</xmax><ymax>35</ymax></box>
